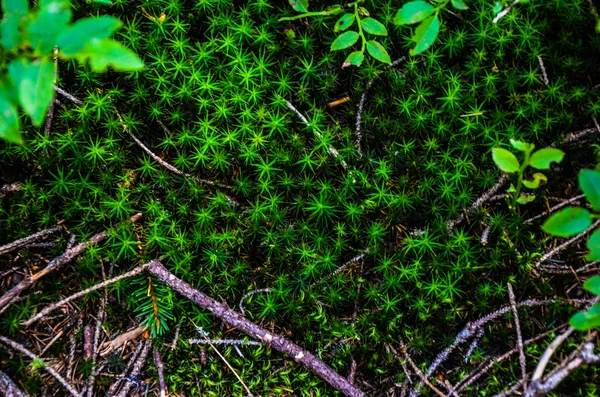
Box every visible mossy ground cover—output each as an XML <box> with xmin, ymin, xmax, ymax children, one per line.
<box><xmin>1</xmin><ymin>0</ymin><xmax>600</xmax><ymax>395</ymax></box>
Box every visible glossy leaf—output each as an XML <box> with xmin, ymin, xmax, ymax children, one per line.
<box><xmin>491</xmin><ymin>148</ymin><xmax>519</xmax><ymax>173</ymax></box>
<box><xmin>288</xmin><ymin>0</ymin><xmax>308</xmax><ymax>12</ymax></box>
<box><xmin>394</xmin><ymin>1</ymin><xmax>435</xmax><ymax>25</ymax></box>
<box><xmin>570</xmin><ymin>303</ymin><xmax>600</xmax><ymax>330</ymax></box>
<box><xmin>0</xmin><ymin>91</ymin><xmax>21</xmax><ymax>144</ymax></box>
<box><xmin>542</xmin><ymin>207</ymin><xmax>592</xmax><ymax>237</ymax></box>
<box><xmin>342</xmin><ymin>51</ymin><xmax>364</xmax><ymax>68</ymax></box>
<box><xmin>587</xmin><ymin>230</ymin><xmax>600</xmax><ymax>262</ymax></box>
<box><xmin>57</xmin><ymin>16</ymin><xmax>122</xmax><ymax>56</ymax></box>
<box><xmin>529</xmin><ymin>148</ymin><xmax>565</xmax><ymax>170</ymax></box>
<box><xmin>366</xmin><ymin>40</ymin><xmax>391</xmax><ymax>64</ymax></box>
<box><xmin>2</xmin><ymin>0</ymin><xmax>28</xmax><ymax>13</ymax></box>
<box><xmin>26</xmin><ymin>0</ymin><xmax>72</xmax><ymax>54</ymax></box>
<box><xmin>334</xmin><ymin>13</ymin><xmax>355</xmax><ymax>32</ymax></box>
<box><xmin>331</xmin><ymin>31</ymin><xmax>359</xmax><ymax>51</ymax></box>
<box><xmin>76</xmin><ymin>38</ymin><xmax>144</xmax><ymax>72</ymax></box>
<box><xmin>410</xmin><ymin>15</ymin><xmax>440</xmax><ymax>55</ymax></box>
<box><xmin>522</xmin><ymin>173</ymin><xmax>547</xmax><ymax>189</ymax></box>
<box><xmin>509</xmin><ymin>139</ymin><xmax>534</xmax><ymax>152</ymax></box>
<box><xmin>451</xmin><ymin>0</ymin><xmax>468</xmax><ymax>10</ymax></box>
<box><xmin>584</xmin><ymin>275</ymin><xmax>600</xmax><ymax>295</ymax></box>
<box><xmin>362</xmin><ymin>18</ymin><xmax>388</xmax><ymax>36</ymax></box>
<box><xmin>579</xmin><ymin>169</ymin><xmax>600</xmax><ymax>211</ymax></box>
<box><xmin>8</xmin><ymin>59</ymin><xmax>55</xmax><ymax>126</ymax></box>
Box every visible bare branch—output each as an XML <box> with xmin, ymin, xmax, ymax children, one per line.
<box><xmin>0</xmin><ymin>335</ymin><xmax>81</xmax><ymax>397</ymax></box>
<box><xmin>507</xmin><ymin>284</ymin><xmax>527</xmax><ymax>390</ymax></box>
<box><xmin>0</xmin><ymin>368</ymin><xmax>28</xmax><ymax>397</ymax></box>
<box><xmin>0</xmin><ymin>225</ymin><xmax>62</xmax><ymax>256</ymax></box>
<box><xmin>148</xmin><ymin>261</ymin><xmax>365</xmax><ymax>397</ymax></box>
<box><xmin>153</xmin><ymin>348</ymin><xmax>166</xmax><ymax>397</ymax></box>
<box><xmin>114</xmin><ymin>339</ymin><xmax>152</xmax><ymax>397</ymax></box>
<box><xmin>54</xmin><ymin>86</ymin><xmax>82</xmax><ymax>105</ymax></box>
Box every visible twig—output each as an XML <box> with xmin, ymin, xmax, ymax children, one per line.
<box><xmin>507</xmin><ymin>284</ymin><xmax>527</xmax><ymax>390</ymax></box>
<box><xmin>197</xmin><ymin>333</ymin><xmax>254</xmax><ymax>396</ymax></box>
<box><xmin>24</xmin><ymin>262</ymin><xmax>154</xmax><ymax>326</ymax></box>
<box><xmin>493</xmin><ymin>0</ymin><xmax>520</xmax><ymax>23</ymax></box>
<box><xmin>0</xmin><ymin>335</ymin><xmax>81</xmax><ymax>397</ymax></box>
<box><xmin>114</xmin><ymin>339</ymin><xmax>152</xmax><ymax>397</ymax></box>
<box><xmin>524</xmin><ymin>194</ymin><xmax>585</xmax><ymax>224</ymax></box>
<box><xmin>401</xmin><ymin>341</ymin><xmax>448</xmax><ymax>397</ymax></box>
<box><xmin>153</xmin><ymin>348</ymin><xmax>166</xmax><ymax>397</ymax></box>
<box><xmin>0</xmin><ymin>213</ymin><xmax>141</xmax><ymax>313</ymax></box>
<box><xmin>170</xmin><ymin>323</ymin><xmax>181</xmax><ymax>350</ymax></box>
<box><xmin>54</xmin><ymin>86</ymin><xmax>82</xmax><ymax>105</ymax></box>
<box><xmin>492</xmin><ymin>380</ymin><xmax>524</xmax><ymax>397</ymax></box>
<box><xmin>529</xmin><ymin>326</ymin><xmax>576</xmax><ymax>384</ymax></box>
<box><xmin>537</xmin><ymin>56</ymin><xmax>549</xmax><ymax>85</ymax></box>
<box><xmin>0</xmin><ymin>182</ymin><xmax>22</xmax><ymax>198</ymax></box>
<box><xmin>563</xmin><ymin>127</ymin><xmax>597</xmax><ymax>144</ymax></box>
<box><xmin>148</xmin><ymin>261</ymin><xmax>365</xmax><ymax>397</ymax></box>
<box><xmin>0</xmin><ymin>226</ymin><xmax>62</xmax><ymax>256</ymax></box>
<box><xmin>534</xmin><ymin>220</ymin><xmax>600</xmax><ymax>271</ymax></box>
<box><xmin>239</xmin><ymin>288</ymin><xmax>272</xmax><ymax>315</ymax></box>
<box><xmin>188</xmin><ymin>338</ymin><xmax>263</xmax><ymax>346</ymax></box>
<box><xmin>0</xmin><ymin>368</ymin><xmax>28</xmax><ymax>397</ymax></box>
<box><xmin>285</xmin><ymin>100</ymin><xmax>347</xmax><ymax>169</ymax></box>
<box><xmin>107</xmin><ymin>339</ymin><xmax>146</xmax><ymax>396</ymax></box>
<box><xmin>83</xmin><ymin>324</ymin><xmax>93</xmax><ymax>361</ymax></box>
<box><xmin>66</xmin><ymin>317</ymin><xmax>83</xmax><ymax>380</ymax></box>
<box><xmin>86</xmin><ymin>264</ymin><xmax>108</xmax><ymax>397</ymax></box>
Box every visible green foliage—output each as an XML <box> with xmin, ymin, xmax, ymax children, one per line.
<box><xmin>570</xmin><ymin>276</ymin><xmax>600</xmax><ymax>330</ymax></box>
<box><xmin>0</xmin><ymin>0</ymin><xmax>143</xmax><ymax>143</ymax></box>
<box><xmin>492</xmin><ymin>140</ymin><xmax>564</xmax><ymax>210</ymax></box>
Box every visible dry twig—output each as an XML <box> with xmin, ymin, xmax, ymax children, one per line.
<box><xmin>507</xmin><ymin>284</ymin><xmax>527</xmax><ymax>390</ymax></box>
<box><xmin>0</xmin><ymin>368</ymin><xmax>28</xmax><ymax>397</ymax></box>
<box><xmin>0</xmin><ymin>225</ymin><xmax>62</xmax><ymax>256</ymax></box>
<box><xmin>153</xmin><ymin>348</ymin><xmax>166</xmax><ymax>397</ymax></box>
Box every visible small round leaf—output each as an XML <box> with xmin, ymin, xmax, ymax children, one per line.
<box><xmin>579</xmin><ymin>169</ymin><xmax>600</xmax><ymax>212</ymax></box>
<box><xmin>288</xmin><ymin>0</ymin><xmax>308</xmax><ymax>12</ymax></box>
<box><xmin>334</xmin><ymin>13</ymin><xmax>355</xmax><ymax>32</ymax></box>
<box><xmin>542</xmin><ymin>207</ymin><xmax>592</xmax><ymax>237</ymax></box>
<box><xmin>394</xmin><ymin>1</ymin><xmax>435</xmax><ymax>25</ymax></box>
<box><xmin>491</xmin><ymin>148</ymin><xmax>520</xmax><ymax>173</ymax></box>
<box><xmin>583</xmin><ymin>275</ymin><xmax>600</xmax><ymax>295</ymax></box>
<box><xmin>586</xmin><ymin>230</ymin><xmax>600</xmax><ymax>262</ymax></box>
<box><xmin>342</xmin><ymin>51</ymin><xmax>364</xmax><ymax>68</ymax></box>
<box><xmin>570</xmin><ymin>304</ymin><xmax>600</xmax><ymax>330</ymax></box>
<box><xmin>366</xmin><ymin>40</ymin><xmax>391</xmax><ymax>64</ymax></box>
<box><xmin>331</xmin><ymin>31</ymin><xmax>359</xmax><ymax>51</ymax></box>
<box><xmin>509</xmin><ymin>139</ymin><xmax>534</xmax><ymax>152</ymax></box>
<box><xmin>451</xmin><ymin>0</ymin><xmax>468</xmax><ymax>10</ymax></box>
<box><xmin>522</xmin><ymin>173</ymin><xmax>547</xmax><ymax>189</ymax></box>
<box><xmin>410</xmin><ymin>15</ymin><xmax>440</xmax><ymax>55</ymax></box>
<box><xmin>529</xmin><ymin>148</ymin><xmax>565</xmax><ymax>170</ymax></box>
<box><xmin>362</xmin><ymin>18</ymin><xmax>388</xmax><ymax>36</ymax></box>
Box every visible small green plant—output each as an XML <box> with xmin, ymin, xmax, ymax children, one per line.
<box><xmin>0</xmin><ymin>0</ymin><xmax>143</xmax><ymax>143</ymax></box>
<box><xmin>541</xmin><ymin>168</ymin><xmax>600</xmax><ymax>330</ymax></box>
<box><xmin>279</xmin><ymin>0</ymin><xmax>391</xmax><ymax>66</ymax></box>
<box><xmin>491</xmin><ymin>140</ymin><xmax>564</xmax><ymax>210</ymax></box>
<box><xmin>393</xmin><ymin>0</ymin><xmax>468</xmax><ymax>55</ymax></box>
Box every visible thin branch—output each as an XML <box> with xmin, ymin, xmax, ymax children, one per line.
<box><xmin>537</xmin><ymin>56</ymin><xmax>549</xmax><ymax>85</ymax></box>
<box><xmin>507</xmin><ymin>284</ymin><xmax>527</xmax><ymax>390</ymax></box>
<box><xmin>401</xmin><ymin>342</ymin><xmax>448</xmax><ymax>397</ymax></box>
<box><xmin>0</xmin><ymin>213</ymin><xmax>142</xmax><ymax>313</ymax></box>
<box><xmin>148</xmin><ymin>261</ymin><xmax>365</xmax><ymax>397</ymax></box>
<box><xmin>524</xmin><ymin>194</ymin><xmax>585</xmax><ymax>224</ymax></box>
<box><xmin>54</xmin><ymin>86</ymin><xmax>82</xmax><ymax>105</ymax></box>
<box><xmin>563</xmin><ymin>127</ymin><xmax>597</xmax><ymax>144</ymax></box>
<box><xmin>0</xmin><ymin>368</ymin><xmax>28</xmax><ymax>397</ymax></box>
<box><xmin>493</xmin><ymin>0</ymin><xmax>520</xmax><ymax>23</ymax></box>
<box><xmin>0</xmin><ymin>335</ymin><xmax>81</xmax><ymax>397</ymax></box>
<box><xmin>0</xmin><ymin>225</ymin><xmax>62</xmax><ymax>256</ymax></box>
<box><xmin>107</xmin><ymin>339</ymin><xmax>146</xmax><ymax>396</ymax></box>
<box><xmin>188</xmin><ymin>338</ymin><xmax>263</xmax><ymax>346</ymax></box>
<box><xmin>86</xmin><ymin>264</ymin><xmax>108</xmax><ymax>397</ymax></box>
<box><xmin>114</xmin><ymin>339</ymin><xmax>152</xmax><ymax>397</ymax></box>
<box><xmin>153</xmin><ymin>348</ymin><xmax>166</xmax><ymax>397</ymax></box>
<box><xmin>24</xmin><ymin>261</ymin><xmax>154</xmax><ymax>326</ymax></box>
<box><xmin>239</xmin><ymin>288</ymin><xmax>272</xmax><ymax>315</ymax></box>
<box><xmin>285</xmin><ymin>100</ymin><xmax>347</xmax><ymax>169</ymax></box>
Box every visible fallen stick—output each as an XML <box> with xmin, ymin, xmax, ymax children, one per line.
<box><xmin>153</xmin><ymin>348</ymin><xmax>166</xmax><ymax>397</ymax></box>
<box><xmin>0</xmin><ymin>225</ymin><xmax>62</xmax><ymax>256</ymax></box>
<box><xmin>507</xmin><ymin>284</ymin><xmax>527</xmax><ymax>391</ymax></box>
<box><xmin>114</xmin><ymin>339</ymin><xmax>152</xmax><ymax>397</ymax></box>
<box><xmin>0</xmin><ymin>368</ymin><xmax>28</xmax><ymax>397</ymax></box>
<box><xmin>0</xmin><ymin>336</ymin><xmax>81</xmax><ymax>397</ymax></box>
<box><xmin>147</xmin><ymin>261</ymin><xmax>365</xmax><ymax>397</ymax></box>
<box><xmin>0</xmin><ymin>213</ymin><xmax>141</xmax><ymax>313</ymax></box>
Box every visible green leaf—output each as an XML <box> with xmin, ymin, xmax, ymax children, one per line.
<box><xmin>288</xmin><ymin>0</ymin><xmax>308</xmax><ymax>12</ymax></box>
<box><xmin>509</xmin><ymin>139</ymin><xmax>534</xmax><ymax>152</ymax></box>
<box><xmin>570</xmin><ymin>303</ymin><xmax>600</xmax><ymax>330</ymax></box>
<box><xmin>75</xmin><ymin>38</ymin><xmax>144</xmax><ymax>72</ymax></box>
<box><xmin>94</xmin><ymin>0</ymin><xmax>111</xmax><ymax>4</ymax></box>
<box><xmin>394</xmin><ymin>1</ymin><xmax>435</xmax><ymax>25</ymax></box>
<box><xmin>491</xmin><ymin>148</ymin><xmax>520</xmax><ymax>173</ymax></box>
<box><xmin>358</xmin><ymin>7</ymin><xmax>370</xmax><ymax>17</ymax></box>
<box><xmin>0</xmin><ymin>90</ymin><xmax>21</xmax><ymax>144</ymax></box>
<box><xmin>586</xmin><ymin>230</ymin><xmax>600</xmax><ymax>261</ymax></box>
<box><xmin>0</xmin><ymin>13</ymin><xmax>25</xmax><ymax>50</ymax></box>
<box><xmin>331</xmin><ymin>31</ymin><xmax>359</xmax><ymax>51</ymax></box>
<box><xmin>542</xmin><ymin>207</ymin><xmax>592</xmax><ymax>237</ymax></box>
<box><xmin>57</xmin><ymin>16</ymin><xmax>122</xmax><ymax>56</ymax></box>
<box><xmin>2</xmin><ymin>0</ymin><xmax>28</xmax><ymax>14</ymax></box>
<box><xmin>493</xmin><ymin>1</ymin><xmax>503</xmax><ymax>14</ymax></box>
<box><xmin>8</xmin><ymin>59</ymin><xmax>55</xmax><ymax>126</ymax></box>
<box><xmin>26</xmin><ymin>0</ymin><xmax>72</xmax><ymax>54</ymax></box>
<box><xmin>579</xmin><ymin>170</ymin><xmax>600</xmax><ymax>212</ymax></box>
<box><xmin>522</xmin><ymin>173</ymin><xmax>547</xmax><ymax>189</ymax></box>
<box><xmin>517</xmin><ymin>194</ymin><xmax>535</xmax><ymax>204</ymax></box>
<box><xmin>410</xmin><ymin>15</ymin><xmax>440</xmax><ymax>55</ymax></box>
<box><xmin>342</xmin><ymin>51</ymin><xmax>364</xmax><ymax>68</ymax></box>
<box><xmin>451</xmin><ymin>0</ymin><xmax>468</xmax><ymax>10</ymax></box>
<box><xmin>366</xmin><ymin>40</ymin><xmax>391</xmax><ymax>64</ymax></box>
<box><xmin>362</xmin><ymin>18</ymin><xmax>388</xmax><ymax>36</ymax></box>
<box><xmin>334</xmin><ymin>13</ymin><xmax>355</xmax><ymax>32</ymax></box>
<box><xmin>529</xmin><ymin>148</ymin><xmax>565</xmax><ymax>170</ymax></box>
<box><xmin>584</xmin><ymin>276</ymin><xmax>600</xmax><ymax>295</ymax></box>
